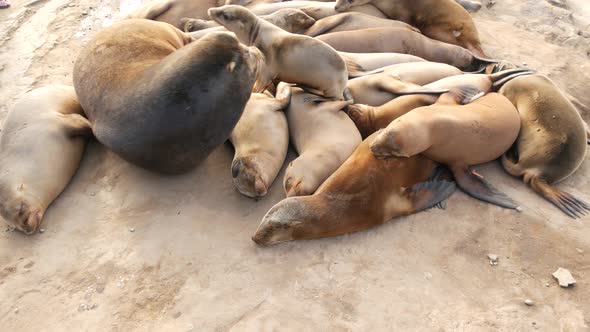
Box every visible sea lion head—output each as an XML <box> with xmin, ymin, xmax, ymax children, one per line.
<box><xmin>335</xmin><ymin>0</ymin><xmax>372</xmax><ymax>12</ymax></box>
<box><xmin>208</xmin><ymin>5</ymin><xmax>258</xmax><ymax>45</ymax></box>
<box><xmin>264</xmin><ymin>8</ymin><xmax>315</xmax><ymax>34</ymax></box>
<box><xmin>231</xmin><ymin>157</ymin><xmax>269</xmax><ymax>197</ymax></box>
<box><xmin>252</xmin><ymin>197</ymin><xmax>309</xmax><ymax>246</ymax></box>
<box><xmin>0</xmin><ymin>185</ymin><xmax>44</xmax><ymax>234</ymax></box>
<box><xmin>283</xmin><ymin>158</ymin><xmax>318</xmax><ymax>197</ymax></box>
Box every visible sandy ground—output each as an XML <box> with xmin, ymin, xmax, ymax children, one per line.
<box><xmin>0</xmin><ymin>0</ymin><xmax>589</xmax><ymax>331</ymax></box>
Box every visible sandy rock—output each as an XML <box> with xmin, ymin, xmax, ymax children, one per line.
<box><xmin>552</xmin><ymin>268</ymin><xmax>576</xmax><ymax>287</ymax></box>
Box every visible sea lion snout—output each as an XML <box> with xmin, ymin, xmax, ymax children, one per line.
<box><xmin>231</xmin><ymin>157</ymin><xmax>269</xmax><ymax>198</ymax></box>
<box><xmin>334</xmin><ymin>0</ymin><xmax>352</xmax><ymax>12</ymax></box>
<box><xmin>253</xmin><ymin>199</ymin><xmax>305</xmax><ymax>246</ymax></box>
<box><xmin>0</xmin><ymin>199</ymin><xmax>44</xmax><ymax>234</ymax></box>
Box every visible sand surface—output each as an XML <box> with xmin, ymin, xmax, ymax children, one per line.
<box><xmin>1</xmin><ymin>0</ymin><xmax>589</xmax><ymax>330</ymax></box>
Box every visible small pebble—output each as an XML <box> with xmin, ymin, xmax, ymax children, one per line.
<box><xmin>488</xmin><ymin>254</ymin><xmax>499</xmax><ymax>265</ymax></box>
<box><xmin>39</xmin><ymin>228</ymin><xmax>45</xmax><ymax>233</ymax></box>
<box><xmin>522</xmin><ymin>62</ymin><xmax>528</xmax><ymax>66</ymax></box>
<box><xmin>173</xmin><ymin>311</ymin><xmax>182</xmax><ymax>319</ymax></box>
<box><xmin>129</xmin><ymin>228</ymin><xmax>135</xmax><ymax>233</ymax></box>
<box><xmin>78</xmin><ymin>303</ymin><xmax>87</xmax><ymax>312</ymax></box>
<box><xmin>14</xmin><ymin>308</ymin><xmax>19</xmax><ymax>314</ymax></box>
<box><xmin>545</xmin><ymin>283</ymin><xmax>550</xmax><ymax>287</ymax></box>
<box><xmin>576</xmin><ymin>248</ymin><xmax>584</xmax><ymax>254</ymax></box>
<box><xmin>524</xmin><ymin>299</ymin><xmax>534</xmax><ymax>306</ymax></box>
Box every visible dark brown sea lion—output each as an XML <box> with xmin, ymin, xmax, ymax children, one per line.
<box><xmin>73</xmin><ymin>19</ymin><xmax>262</xmax><ymax>174</ymax></box>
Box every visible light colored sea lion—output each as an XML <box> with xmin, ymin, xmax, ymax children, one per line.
<box><xmin>347</xmin><ymin>68</ymin><xmax>536</xmax><ymax>137</ymax></box>
<box><xmin>185</xmin><ymin>8</ymin><xmax>316</xmax><ymax>38</ymax></box>
<box><xmin>74</xmin><ymin>19</ymin><xmax>263</xmax><ymax>174</ymax></box>
<box><xmin>252</xmin><ymin>132</ymin><xmax>456</xmax><ymax>246</ymax></box>
<box><xmin>278</xmin><ymin>84</ymin><xmax>362</xmax><ymax>197</ymax></box>
<box><xmin>179</xmin><ymin>18</ymin><xmax>219</xmax><ymax>32</ymax></box>
<box><xmin>0</xmin><ymin>85</ymin><xmax>92</xmax><ymax>234</ymax></box>
<box><xmin>370</xmin><ymin>88</ymin><xmax>521</xmax><ymax>210</ymax></box>
<box><xmin>230</xmin><ymin>91</ymin><xmax>290</xmax><ymax>198</ymax></box>
<box><xmin>335</xmin><ymin>0</ymin><xmax>486</xmax><ymax>57</ymax></box>
<box><xmin>316</xmin><ymin>28</ymin><xmax>492</xmax><ymax>72</ymax></box>
<box><xmin>127</xmin><ymin>0</ymin><xmax>224</xmax><ymax>28</ymax></box>
<box><xmin>499</xmin><ymin>74</ymin><xmax>590</xmax><ymax>218</ymax></box>
<box><xmin>249</xmin><ymin>1</ymin><xmax>388</xmax><ymax>20</ymax></box>
<box><xmin>304</xmin><ymin>12</ymin><xmax>419</xmax><ymax>37</ymax></box>
<box><xmin>209</xmin><ymin>5</ymin><xmax>349</xmax><ymax>100</ymax></box>
<box><xmin>339</xmin><ymin>52</ymin><xmax>426</xmax><ymax>72</ymax></box>
<box><xmin>347</xmin><ymin>62</ymin><xmax>463</xmax><ymax>106</ymax></box>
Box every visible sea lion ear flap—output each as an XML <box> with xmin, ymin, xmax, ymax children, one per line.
<box><xmin>404</xmin><ymin>166</ymin><xmax>457</xmax><ymax>212</ymax></box>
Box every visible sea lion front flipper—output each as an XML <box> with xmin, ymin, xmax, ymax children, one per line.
<box><xmin>405</xmin><ymin>166</ymin><xmax>457</xmax><ymax>212</ymax></box>
<box><xmin>451</xmin><ymin>166</ymin><xmax>520</xmax><ymax>210</ymax></box>
<box><xmin>304</xmin><ymin>15</ymin><xmax>347</xmax><ymax>37</ymax></box>
<box><xmin>529</xmin><ymin>176</ymin><xmax>590</xmax><ymax>219</ymax></box>
<box><xmin>376</xmin><ymin>77</ymin><xmax>449</xmax><ymax>98</ymax></box>
<box><xmin>60</xmin><ymin>113</ymin><xmax>93</xmax><ymax>138</ymax></box>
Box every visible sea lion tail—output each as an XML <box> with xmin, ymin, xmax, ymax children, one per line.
<box><xmin>529</xmin><ymin>176</ymin><xmax>590</xmax><ymax>219</ymax></box>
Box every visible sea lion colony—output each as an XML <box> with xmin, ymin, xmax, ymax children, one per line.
<box><xmin>0</xmin><ymin>0</ymin><xmax>588</xmax><ymax>245</ymax></box>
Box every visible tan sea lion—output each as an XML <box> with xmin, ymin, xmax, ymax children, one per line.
<box><xmin>0</xmin><ymin>85</ymin><xmax>92</xmax><ymax>234</ymax></box>
<box><xmin>304</xmin><ymin>12</ymin><xmax>419</xmax><ymax>37</ymax></box>
<box><xmin>127</xmin><ymin>0</ymin><xmax>224</xmax><ymax>28</ymax></box>
<box><xmin>252</xmin><ymin>132</ymin><xmax>456</xmax><ymax>246</ymax></box>
<box><xmin>347</xmin><ymin>68</ymin><xmax>536</xmax><ymax>137</ymax></box>
<box><xmin>279</xmin><ymin>84</ymin><xmax>362</xmax><ymax>197</ymax></box>
<box><xmin>370</xmin><ymin>88</ymin><xmax>521</xmax><ymax>210</ymax></box>
<box><xmin>316</xmin><ymin>28</ymin><xmax>492</xmax><ymax>72</ymax></box>
<box><xmin>339</xmin><ymin>52</ymin><xmax>426</xmax><ymax>72</ymax></box>
<box><xmin>74</xmin><ymin>20</ymin><xmax>263</xmax><ymax>174</ymax></box>
<box><xmin>347</xmin><ymin>62</ymin><xmax>463</xmax><ymax>106</ymax></box>
<box><xmin>335</xmin><ymin>0</ymin><xmax>486</xmax><ymax>57</ymax></box>
<box><xmin>230</xmin><ymin>91</ymin><xmax>290</xmax><ymax>198</ymax></box>
<box><xmin>179</xmin><ymin>18</ymin><xmax>219</xmax><ymax>32</ymax></box>
<box><xmin>185</xmin><ymin>8</ymin><xmax>316</xmax><ymax>37</ymax></box>
<box><xmin>499</xmin><ymin>74</ymin><xmax>590</xmax><ymax>218</ymax></box>
<box><xmin>249</xmin><ymin>1</ymin><xmax>388</xmax><ymax>20</ymax></box>
<box><xmin>209</xmin><ymin>5</ymin><xmax>349</xmax><ymax>100</ymax></box>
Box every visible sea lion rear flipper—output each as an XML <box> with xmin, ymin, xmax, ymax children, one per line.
<box><xmin>405</xmin><ymin>166</ymin><xmax>457</xmax><ymax>212</ymax></box>
<box><xmin>61</xmin><ymin>113</ymin><xmax>93</xmax><ymax>138</ymax></box>
<box><xmin>529</xmin><ymin>176</ymin><xmax>590</xmax><ymax>219</ymax></box>
<box><xmin>274</xmin><ymin>84</ymin><xmax>292</xmax><ymax>110</ymax></box>
<box><xmin>452</xmin><ymin>166</ymin><xmax>520</xmax><ymax>210</ymax></box>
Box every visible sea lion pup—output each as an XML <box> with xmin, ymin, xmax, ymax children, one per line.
<box><xmin>334</xmin><ymin>0</ymin><xmax>486</xmax><ymax>57</ymax></box>
<box><xmin>348</xmin><ymin>68</ymin><xmax>536</xmax><ymax>137</ymax></box>
<box><xmin>248</xmin><ymin>1</ymin><xmax>387</xmax><ymax>20</ymax></box>
<box><xmin>498</xmin><ymin>75</ymin><xmax>590</xmax><ymax>218</ymax></box>
<box><xmin>370</xmin><ymin>88</ymin><xmax>521</xmax><ymax>210</ymax></box>
<box><xmin>348</xmin><ymin>62</ymin><xmax>463</xmax><ymax>106</ymax></box>
<box><xmin>252</xmin><ymin>133</ymin><xmax>456</xmax><ymax>246</ymax></box>
<box><xmin>339</xmin><ymin>52</ymin><xmax>426</xmax><ymax>72</ymax></box>
<box><xmin>185</xmin><ymin>8</ymin><xmax>316</xmax><ymax>37</ymax></box>
<box><xmin>74</xmin><ymin>20</ymin><xmax>262</xmax><ymax>174</ymax></box>
<box><xmin>316</xmin><ymin>28</ymin><xmax>492</xmax><ymax>72</ymax></box>
<box><xmin>0</xmin><ymin>85</ymin><xmax>92</xmax><ymax>234</ymax></box>
<box><xmin>209</xmin><ymin>5</ymin><xmax>349</xmax><ymax>100</ymax></box>
<box><xmin>230</xmin><ymin>91</ymin><xmax>290</xmax><ymax>198</ymax></box>
<box><xmin>304</xmin><ymin>12</ymin><xmax>419</xmax><ymax>37</ymax></box>
<box><xmin>279</xmin><ymin>83</ymin><xmax>362</xmax><ymax>197</ymax></box>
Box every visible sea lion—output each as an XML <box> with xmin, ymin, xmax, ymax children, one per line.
<box><xmin>347</xmin><ymin>68</ymin><xmax>536</xmax><ymax>137</ymax></box>
<box><xmin>498</xmin><ymin>74</ymin><xmax>590</xmax><ymax>218</ymax></box>
<box><xmin>248</xmin><ymin>1</ymin><xmax>388</xmax><ymax>20</ymax></box>
<box><xmin>252</xmin><ymin>132</ymin><xmax>456</xmax><ymax>246</ymax></box>
<box><xmin>230</xmin><ymin>91</ymin><xmax>290</xmax><ymax>198</ymax></box>
<box><xmin>209</xmin><ymin>5</ymin><xmax>349</xmax><ymax>100</ymax></box>
<box><xmin>347</xmin><ymin>62</ymin><xmax>463</xmax><ymax>106</ymax></box>
<box><xmin>455</xmin><ymin>0</ymin><xmax>482</xmax><ymax>13</ymax></box>
<box><xmin>0</xmin><ymin>85</ymin><xmax>92</xmax><ymax>234</ymax></box>
<box><xmin>278</xmin><ymin>84</ymin><xmax>362</xmax><ymax>197</ymax></box>
<box><xmin>74</xmin><ymin>19</ymin><xmax>263</xmax><ymax>174</ymax></box>
<box><xmin>304</xmin><ymin>12</ymin><xmax>419</xmax><ymax>37</ymax></box>
<box><xmin>370</xmin><ymin>88</ymin><xmax>521</xmax><ymax>210</ymax></box>
<box><xmin>127</xmin><ymin>0</ymin><xmax>224</xmax><ymax>28</ymax></box>
<box><xmin>335</xmin><ymin>0</ymin><xmax>486</xmax><ymax>57</ymax></box>
<box><xmin>185</xmin><ymin>8</ymin><xmax>316</xmax><ymax>37</ymax></box>
<box><xmin>179</xmin><ymin>18</ymin><xmax>219</xmax><ymax>32</ymax></box>
<box><xmin>316</xmin><ymin>28</ymin><xmax>492</xmax><ymax>72</ymax></box>
<box><xmin>339</xmin><ymin>52</ymin><xmax>426</xmax><ymax>72</ymax></box>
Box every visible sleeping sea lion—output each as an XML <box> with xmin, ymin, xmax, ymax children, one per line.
<box><xmin>304</xmin><ymin>12</ymin><xmax>419</xmax><ymax>37</ymax></box>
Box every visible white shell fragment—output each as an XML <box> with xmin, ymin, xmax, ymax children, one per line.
<box><xmin>552</xmin><ymin>268</ymin><xmax>576</xmax><ymax>288</ymax></box>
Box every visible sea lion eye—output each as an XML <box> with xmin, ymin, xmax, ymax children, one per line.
<box><xmin>222</xmin><ymin>13</ymin><xmax>230</xmax><ymax>21</ymax></box>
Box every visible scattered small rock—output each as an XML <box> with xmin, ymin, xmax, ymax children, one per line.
<box><xmin>576</xmin><ymin>248</ymin><xmax>584</xmax><ymax>254</ymax></box>
<box><xmin>486</xmin><ymin>0</ymin><xmax>496</xmax><ymax>9</ymax></box>
<box><xmin>552</xmin><ymin>268</ymin><xmax>576</xmax><ymax>288</ymax></box>
<box><xmin>545</xmin><ymin>283</ymin><xmax>550</xmax><ymax>287</ymax></box>
<box><xmin>89</xmin><ymin>304</ymin><xmax>98</xmax><ymax>310</ymax></box>
<box><xmin>129</xmin><ymin>228</ymin><xmax>135</xmax><ymax>233</ymax></box>
<box><xmin>39</xmin><ymin>228</ymin><xmax>45</xmax><ymax>233</ymax></box>
<box><xmin>14</xmin><ymin>307</ymin><xmax>19</xmax><ymax>314</ymax></box>
<box><xmin>78</xmin><ymin>303</ymin><xmax>87</xmax><ymax>312</ymax></box>
<box><xmin>96</xmin><ymin>284</ymin><xmax>105</xmax><ymax>294</ymax></box>
<box><xmin>173</xmin><ymin>311</ymin><xmax>182</xmax><ymax>319</ymax></box>
<box><xmin>522</xmin><ymin>62</ymin><xmax>528</xmax><ymax>66</ymax></box>
<box><xmin>488</xmin><ymin>254</ymin><xmax>499</xmax><ymax>265</ymax></box>
<box><xmin>81</xmin><ymin>11</ymin><xmax>88</xmax><ymax>16</ymax></box>
<box><xmin>524</xmin><ymin>299</ymin><xmax>534</xmax><ymax>306</ymax></box>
